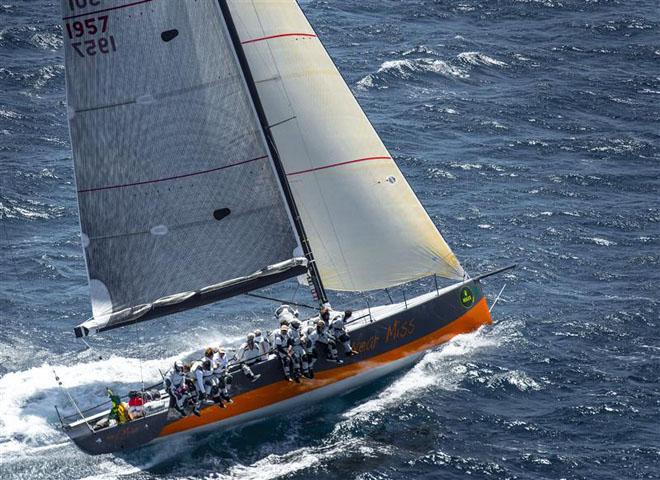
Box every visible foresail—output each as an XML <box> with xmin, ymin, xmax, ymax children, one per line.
<box><xmin>228</xmin><ymin>0</ymin><xmax>465</xmax><ymax>292</ymax></box>
<box><xmin>61</xmin><ymin>0</ymin><xmax>301</xmax><ymax>335</ymax></box>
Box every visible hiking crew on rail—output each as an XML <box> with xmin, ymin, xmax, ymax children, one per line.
<box><xmin>101</xmin><ymin>304</ymin><xmax>361</xmax><ymax>425</ymax></box>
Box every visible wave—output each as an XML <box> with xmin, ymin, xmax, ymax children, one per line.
<box><xmin>0</xmin><ymin>64</ymin><xmax>64</xmax><ymax>91</ymax></box>
<box><xmin>457</xmin><ymin>51</ymin><xmax>507</xmax><ymax>67</ymax></box>
<box><xmin>0</xmin><ymin>198</ymin><xmax>61</xmax><ymax>221</ymax></box>
<box><xmin>0</xmin><ymin>25</ymin><xmax>62</xmax><ymax>51</ymax></box>
<box><xmin>358</xmin><ymin>58</ymin><xmax>469</xmax><ymax>89</ymax></box>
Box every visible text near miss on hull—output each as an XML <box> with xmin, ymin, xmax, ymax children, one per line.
<box><xmin>56</xmin><ymin>0</ymin><xmax>515</xmax><ymax>455</ymax></box>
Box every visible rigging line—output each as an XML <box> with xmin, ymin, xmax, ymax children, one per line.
<box><xmin>80</xmin><ymin>337</ymin><xmax>103</xmax><ymax>361</ymax></box>
<box><xmin>134</xmin><ymin>321</ymin><xmax>145</xmax><ymax>395</ymax></box>
<box><xmin>291</xmin><ymin>281</ymin><xmax>300</xmax><ymax>303</ymax></box>
<box><xmin>244</xmin><ymin>292</ymin><xmax>316</xmax><ymax>310</ymax></box>
<box><xmin>52</xmin><ymin>369</ymin><xmax>94</xmax><ymax>432</ymax></box>
<box><xmin>489</xmin><ymin>283</ymin><xmax>507</xmax><ymax>313</ymax></box>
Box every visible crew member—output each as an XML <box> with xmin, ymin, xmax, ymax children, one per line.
<box><xmin>213</xmin><ymin>347</ymin><xmax>229</xmax><ymax>374</ymax></box>
<box><xmin>301</xmin><ymin>326</ymin><xmax>316</xmax><ymax>378</ymax></box>
<box><xmin>107</xmin><ymin>388</ymin><xmax>131</xmax><ymax>425</ymax></box>
<box><xmin>190</xmin><ymin>358</ymin><xmax>221</xmax><ymax>407</ymax></box>
<box><xmin>164</xmin><ymin>360</ymin><xmax>197</xmax><ymax>416</ymax></box>
<box><xmin>274</xmin><ymin>324</ymin><xmax>294</xmax><ymax>381</ymax></box>
<box><xmin>330</xmin><ymin>310</ymin><xmax>358</xmax><ymax>356</ymax></box>
<box><xmin>289</xmin><ymin>319</ymin><xmax>311</xmax><ymax>379</ymax></box>
<box><xmin>254</xmin><ymin>329</ymin><xmax>270</xmax><ymax>355</ymax></box>
<box><xmin>127</xmin><ymin>391</ymin><xmax>145</xmax><ymax>418</ymax></box>
<box><xmin>212</xmin><ymin>348</ymin><xmax>233</xmax><ymax>404</ymax></box>
<box><xmin>234</xmin><ymin>333</ymin><xmax>263</xmax><ymax>382</ymax></box>
<box><xmin>314</xmin><ymin>319</ymin><xmax>341</xmax><ymax>363</ymax></box>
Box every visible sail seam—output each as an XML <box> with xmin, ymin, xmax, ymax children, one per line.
<box><xmin>286</xmin><ymin>156</ymin><xmax>391</xmax><ymax>176</ymax></box>
<box><xmin>74</xmin><ymin>78</ymin><xmax>228</xmax><ymax>114</ymax></box>
<box><xmin>62</xmin><ymin>0</ymin><xmax>155</xmax><ymax>20</ymax></box>
<box><xmin>78</xmin><ymin>155</ymin><xmax>267</xmax><ymax>193</ymax></box>
<box><xmin>241</xmin><ymin>32</ymin><xmax>317</xmax><ymax>45</ymax></box>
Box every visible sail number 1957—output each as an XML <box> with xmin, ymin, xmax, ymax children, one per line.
<box><xmin>65</xmin><ymin>16</ymin><xmax>108</xmax><ymax>38</ymax></box>
<box><xmin>65</xmin><ymin>15</ymin><xmax>117</xmax><ymax>58</ymax></box>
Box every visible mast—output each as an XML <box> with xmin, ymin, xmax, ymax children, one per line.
<box><xmin>218</xmin><ymin>0</ymin><xmax>328</xmax><ymax>305</ymax></box>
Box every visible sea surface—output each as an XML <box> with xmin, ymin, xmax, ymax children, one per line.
<box><xmin>1</xmin><ymin>0</ymin><xmax>658</xmax><ymax>479</ymax></box>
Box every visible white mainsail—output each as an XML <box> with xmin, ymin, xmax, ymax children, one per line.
<box><xmin>228</xmin><ymin>0</ymin><xmax>465</xmax><ymax>292</ymax></box>
<box><xmin>61</xmin><ymin>1</ymin><xmax>303</xmax><ymax>335</ymax></box>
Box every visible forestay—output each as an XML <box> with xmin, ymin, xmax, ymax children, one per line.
<box><xmin>228</xmin><ymin>0</ymin><xmax>465</xmax><ymax>292</ymax></box>
<box><xmin>61</xmin><ymin>0</ymin><xmax>302</xmax><ymax>336</ymax></box>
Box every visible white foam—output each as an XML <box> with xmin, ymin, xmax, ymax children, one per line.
<box><xmin>457</xmin><ymin>51</ymin><xmax>507</xmax><ymax>67</ymax></box>
<box><xmin>342</xmin><ymin>325</ymin><xmax>500</xmax><ymax>420</ymax></box>
<box><xmin>218</xmin><ymin>439</ymin><xmax>391</xmax><ymax>480</ymax></box>
<box><xmin>586</xmin><ymin>237</ymin><xmax>617</xmax><ymax>246</ymax></box>
<box><xmin>0</xmin><ymin>353</ymin><xmax>182</xmax><ymax>463</ymax></box>
<box><xmin>358</xmin><ymin>57</ymin><xmax>469</xmax><ymax>88</ymax></box>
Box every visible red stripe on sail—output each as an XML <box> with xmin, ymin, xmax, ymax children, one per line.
<box><xmin>62</xmin><ymin>0</ymin><xmax>155</xmax><ymax>20</ymax></box>
<box><xmin>78</xmin><ymin>156</ymin><xmax>268</xmax><ymax>194</ymax></box>
<box><xmin>241</xmin><ymin>33</ymin><xmax>317</xmax><ymax>45</ymax></box>
<box><xmin>286</xmin><ymin>156</ymin><xmax>392</xmax><ymax>176</ymax></box>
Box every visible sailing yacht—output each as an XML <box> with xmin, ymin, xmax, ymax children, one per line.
<box><xmin>58</xmin><ymin>0</ymin><xmax>513</xmax><ymax>455</ymax></box>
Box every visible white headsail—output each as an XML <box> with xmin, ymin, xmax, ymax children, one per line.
<box><xmin>61</xmin><ymin>0</ymin><xmax>304</xmax><ymax>336</ymax></box>
<box><xmin>228</xmin><ymin>0</ymin><xmax>465</xmax><ymax>292</ymax></box>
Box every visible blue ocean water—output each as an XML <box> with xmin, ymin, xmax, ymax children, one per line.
<box><xmin>0</xmin><ymin>0</ymin><xmax>658</xmax><ymax>478</ymax></box>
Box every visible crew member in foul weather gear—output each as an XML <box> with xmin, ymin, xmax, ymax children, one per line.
<box><xmin>254</xmin><ymin>329</ymin><xmax>270</xmax><ymax>355</ymax></box>
<box><xmin>164</xmin><ymin>360</ymin><xmax>196</xmax><ymax>416</ymax></box>
<box><xmin>314</xmin><ymin>319</ymin><xmax>341</xmax><ymax>363</ymax></box>
<box><xmin>127</xmin><ymin>391</ymin><xmax>145</xmax><ymax>418</ymax></box>
<box><xmin>274</xmin><ymin>324</ymin><xmax>294</xmax><ymax>382</ymax></box>
<box><xmin>301</xmin><ymin>327</ymin><xmax>316</xmax><ymax>378</ymax></box>
<box><xmin>107</xmin><ymin>388</ymin><xmax>131</xmax><ymax>424</ymax></box>
<box><xmin>211</xmin><ymin>348</ymin><xmax>233</xmax><ymax>404</ymax></box>
<box><xmin>289</xmin><ymin>319</ymin><xmax>311</xmax><ymax>378</ymax></box>
<box><xmin>213</xmin><ymin>347</ymin><xmax>229</xmax><ymax>373</ymax></box>
<box><xmin>331</xmin><ymin>310</ymin><xmax>358</xmax><ymax>356</ymax></box>
<box><xmin>275</xmin><ymin>304</ymin><xmax>299</xmax><ymax>323</ymax></box>
<box><xmin>235</xmin><ymin>333</ymin><xmax>263</xmax><ymax>382</ymax></box>
<box><xmin>198</xmin><ymin>348</ymin><xmax>227</xmax><ymax>406</ymax></box>
<box><xmin>190</xmin><ymin>358</ymin><xmax>219</xmax><ymax>407</ymax></box>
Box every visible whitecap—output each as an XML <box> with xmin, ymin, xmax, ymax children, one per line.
<box><xmin>357</xmin><ymin>57</ymin><xmax>469</xmax><ymax>88</ymax></box>
<box><xmin>457</xmin><ymin>51</ymin><xmax>507</xmax><ymax>67</ymax></box>
<box><xmin>586</xmin><ymin>237</ymin><xmax>617</xmax><ymax>246</ymax></box>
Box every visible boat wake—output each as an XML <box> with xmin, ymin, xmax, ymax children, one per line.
<box><xmin>0</xmin><ymin>352</ymin><xmax>184</xmax><ymax>462</ymax></box>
